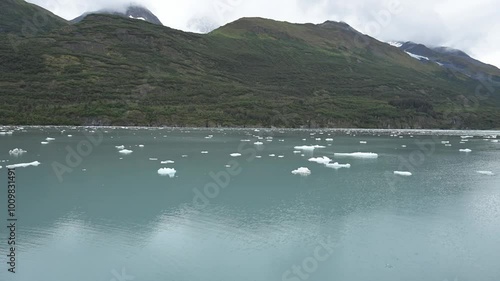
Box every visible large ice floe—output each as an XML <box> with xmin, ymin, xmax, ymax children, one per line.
<box><xmin>294</xmin><ymin>145</ymin><xmax>325</xmax><ymax>151</ymax></box>
<box><xmin>158</xmin><ymin>168</ymin><xmax>176</xmax><ymax>178</ymax></box>
<box><xmin>394</xmin><ymin>171</ymin><xmax>412</xmax><ymax>176</ymax></box>
<box><xmin>333</xmin><ymin>152</ymin><xmax>378</xmax><ymax>159</ymax></box>
<box><xmin>9</xmin><ymin>148</ymin><xmax>27</xmax><ymax>156</ymax></box>
<box><xmin>6</xmin><ymin>161</ymin><xmax>41</xmax><ymax>169</ymax></box>
<box><xmin>477</xmin><ymin>171</ymin><xmax>494</xmax><ymax>176</ymax></box>
<box><xmin>291</xmin><ymin>167</ymin><xmax>311</xmax><ymax>176</ymax></box>
<box><xmin>119</xmin><ymin>149</ymin><xmax>133</xmax><ymax>155</ymax></box>
<box><xmin>308</xmin><ymin>156</ymin><xmax>333</xmax><ymax>165</ymax></box>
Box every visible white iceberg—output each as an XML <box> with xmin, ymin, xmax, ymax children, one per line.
<box><xmin>294</xmin><ymin>145</ymin><xmax>325</xmax><ymax>151</ymax></box>
<box><xmin>201</xmin><ymin>151</ymin><xmax>208</xmax><ymax>154</ymax></box>
<box><xmin>325</xmin><ymin>162</ymin><xmax>351</xmax><ymax>169</ymax></box>
<box><xmin>334</xmin><ymin>152</ymin><xmax>378</xmax><ymax>159</ymax></box>
<box><xmin>360</xmin><ymin>141</ymin><xmax>367</xmax><ymax>144</ymax></box>
<box><xmin>394</xmin><ymin>171</ymin><xmax>412</xmax><ymax>176</ymax></box>
<box><xmin>9</xmin><ymin>148</ymin><xmax>27</xmax><ymax>156</ymax></box>
<box><xmin>139</xmin><ymin>145</ymin><xmax>145</xmax><ymax>148</ymax></box>
<box><xmin>67</xmin><ymin>135</ymin><xmax>73</xmax><ymax>137</ymax></box>
<box><xmin>158</xmin><ymin>168</ymin><xmax>176</xmax><ymax>178</ymax></box>
<box><xmin>308</xmin><ymin>156</ymin><xmax>332</xmax><ymax>165</ymax></box>
<box><xmin>6</xmin><ymin>161</ymin><xmax>41</xmax><ymax>169</ymax></box>
<box><xmin>230</xmin><ymin>153</ymin><xmax>242</xmax><ymax>157</ymax></box>
<box><xmin>459</xmin><ymin>149</ymin><xmax>472</xmax><ymax>153</ymax></box>
<box><xmin>119</xmin><ymin>149</ymin><xmax>133</xmax><ymax>155</ymax></box>
<box><xmin>477</xmin><ymin>171</ymin><xmax>494</xmax><ymax>176</ymax></box>
<box><xmin>291</xmin><ymin>167</ymin><xmax>311</xmax><ymax>176</ymax></box>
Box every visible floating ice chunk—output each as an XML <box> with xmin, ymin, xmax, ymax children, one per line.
<box><xmin>115</xmin><ymin>145</ymin><xmax>125</xmax><ymax>149</ymax></box>
<box><xmin>291</xmin><ymin>167</ymin><xmax>311</xmax><ymax>176</ymax></box>
<box><xmin>158</xmin><ymin>168</ymin><xmax>176</xmax><ymax>178</ymax></box>
<box><xmin>360</xmin><ymin>141</ymin><xmax>367</xmax><ymax>144</ymax></box>
<box><xmin>82</xmin><ymin>169</ymin><xmax>87</xmax><ymax>172</ymax></box>
<box><xmin>477</xmin><ymin>171</ymin><xmax>494</xmax><ymax>176</ymax></box>
<box><xmin>241</xmin><ymin>139</ymin><xmax>251</xmax><ymax>142</ymax></box>
<box><xmin>459</xmin><ymin>149</ymin><xmax>472</xmax><ymax>153</ymax></box>
<box><xmin>441</xmin><ymin>141</ymin><xmax>449</xmax><ymax>144</ymax></box>
<box><xmin>326</xmin><ymin>162</ymin><xmax>351</xmax><ymax>169</ymax></box>
<box><xmin>205</xmin><ymin>135</ymin><xmax>213</xmax><ymax>139</ymax></box>
<box><xmin>461</xmin><ymin>136</ymin><xmax>474</xmax><ymax>139</ymax></box>
<box><xmin>9</xmin><ymin>148</ymin><xmax>27</xmax><ymax>156</ymax></box>
<box><xmin>394</xmin><ymin>171</ymin><xmax>412</xmax><ymax>176</ymax></box>
<box><xmin>46</xmin><ymin>137</ymin><xmax>55</xmax><ymax>141</ymax></box>
<box><xmin>256</xmin><ymin>156</ymin><xmax>262</xmax><ymax>159</ymax></box>
<box><xmin>308</xmin><ymin>156</ymin><xmax>332</xmax><ymax>165</ymax></box>
<box><xmin>161</xmin><ymin>160</ymin><xmax>175</xmax><ymax>164</ymax></box>
<box><xmin>401</xmin><ymin>145</ymin><xmax>407</xmax><ymax>148</ymax></box>
<box><xmin>41</xmin><ymin>142</ymin><xmax>49</xmax><ymax>145</ymax></box>
<box><xmin>230</xmin><ymin>153</ymin><xmax>242</xmax><ymax>157</ymax></box>
<box><xmin>315</xmin><ymin>138</ymin><xmax>321</xmax><ymax>141</ymax></box>
<box><xmin>6</xmin><ymin>161</ymin><xmax>41</xmax><ymax>169</ymax></box>
<box><xmin>325</xmin><ymin>138</ymin><xmax>334</xmax><ymax>142</ymax></box>
<box><xmin>334</xmin><ymin>152</ymin><xmax>378</xmax><ymax>159</ymax></box>
<box><xmin>138</xmin><ymin>145</ymin><xmax>145</xmax><ymax>148</ymax></box>
<box><xmin>182</xmin><ymin>155</ymin><xmax>188</xmax><ymax>158</ymax></box>
<box><xmin>492</xmin><ymin>140</ymin><xmax>499</xmax><ymax>143</ymax></box>
<box><xmin>460</xmin><ymin>142</ymin><xmax>466</xmax><ymax>144</ymax></box>
<box><xmin>119</xmin><ymin>149</ymin><xmax>133</xmax><ymax>155</ymax></box>
<box><xmin>225</xmin><ymin>165</ymin><xmax>231</xmax><ymax>168</ymax></box>
<box><xmin>294</xmin><ymin>145</ymin><xmax>325</xmax><ymax>151</ymax></box>
<box><xmin>293</xmin><ymin>151</ymin><xmax>301</xmax><ymax>154</ymax></box>
<box><xmin>278</xmin><ymin>155</ymin><xmax>285</xmax><ymax>158</ymax></box>
<box><xmin>269</xmin><ymin>154</ymin><xmax>276</xmax><ymax>157</ymax></box>
<box><xmin>67</xmin><ymin>135</ymin><xmax>73</xmax><ymax>137</ymax></box>
<box><xmin>445</xmin><ymin>144</ymin><xmax>452</xmax><ymax>147</ymax></box>
<box><xmin>201</xmin><ymin>151</ymin><xmax>208</xmax><ymax>154</ymax></box>
<box><xmin>149</xmin><ymin>158</ymin><xmax>158</xmax><ymax>161</ymax></box>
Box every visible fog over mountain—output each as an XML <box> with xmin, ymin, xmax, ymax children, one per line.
<box><xmin>27</xmin><ymin>0</ymin><xmax>500</xmax><ymax>68</ymax></box>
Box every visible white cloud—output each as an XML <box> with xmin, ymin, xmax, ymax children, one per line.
<box><xmin>27</xmin><ymin>0</ymin><xmax>500</xmax><ymax>67</ymax></box>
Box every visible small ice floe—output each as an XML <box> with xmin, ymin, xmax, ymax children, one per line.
<box><xmin>441</xmin><ymin>141</ymin><xmax>449</xmax><ymax>144</ymax></box>
<box><xmin>119</xmin><ymin>149</ymin><xmax>133</xmax><ymax>155</ymax></box>
<box><xmin>360</xmin><ymin>141</ymin><xmax>367</xmax><ymax>144</ymax></box>
<box><xmin>459</xmin><ymin>149</ymin><xmax>472</xmax><ymax>153</ymax></box>
<box><xmin>256</xmin><ymin>156</ymin><xmax>262</xmax><ymax>159</ymax></box>
<box><xmin>269</xmin><ymin>154</ymin><xmax>276</xmax><ymax>157</ymax></box>
<box><xmin>291</xmin><ymin>167</ymin><xmax>311</xmax><ymax>176</ymax></box>
<box><xmin>334</xmin><ymin>152</ymin><xmax>378</xmax><ymax>159</ymax></box>
<box><xmin>294</xmin><ymin>145</ymin><xmax>325</xmax><ymax>151</ymax></box>
<box><xmin>161</xmin><ymin>160</ymin><xmax>175</xmax><ymax>164</ymax></box>
<box><xmin>460</xmin><ymin>142</ymin><xmax>466</xmax><ymax>144</ymax></box>
<box><xmin>158</xmin><ymin>168</ymin><xmax>176</xmax><ymax>178</ymax></box>
<box><xmin>477</xmin><ymin>171</ymin><xmax>494</xmax><ymax>176</ymax></box>
<box><xmin>279</xmin><ymin>139</ymin><xmax>285</xmax><ymax>142</ymax></box>
<box><xmin>82</xmin><ymin>169</ymin><xmax>87</xmax><ymax>172</ymax></box>
<box><xmin>46</xmin><ymin>137</ymin><xmax>55</xmax><ymax>141</ymax></box>
<box><xmin>225</xmin><ymin>165</ymin><xmax>231</xmax><ymax>168</ymax></box>
<box><xmin>325</xmin><ymin>138</ymin><xmax>334</xmax><ymax>142</ymax></box>
<box><xmin>201</xmin><ymin>151</ymin><xmax>208</xmax><ymax>154</ymax></box>
<box><xmin>445</xmin><ymin>144</ymin><xmax>452</xmax><ymax>147</ymax></box>
<box><xmin>149</xmin><ymin>158</ymin><xmax>158</xmax><ymax>161</ymax></box>
<box><xmin>230</xmin><ymin>153</ymin><xmax>242</xmax><ymax>157</ymax></box>
<box><xmin>492</xmin><ymin>140</ymin><xmax>499</xmax><ymax>143</ymax></box>
<box><xmin>241</xmin><ymin>139</ymin><xmax>251</xmax><ymax>142</ymax></box>
<box><xmin>401</xmin><ymin>145</ymin><xmax>407</xmax><ymax>148</ymax></box>
<box><xmin>461</xmin><ymin>136</ymin><xmax>474</xmax><ymax>139</ymax></box>
<box><xmin>9</xmin><ymin>148</ymin><xmax>27</xmax><ymax>156</ymax></box>
<box><xmin>326</xmin><ymin>162</ymin><xmax>351</xmax><ymax>169</ymax></box>
<box><xmin>67</xmin><ymin>135</ymin><xmax>73</xmax><ymax>137</ymax></box>
<box><xmin>205</xmin><ymin>135</ymin><xmax>214</xmax><ymax>139</ymax></box>
<box><xmin>293</xmin><ymin>151</ymin><xmax>301</xmax><ymax>154</ymax></box>
<box><xmin>394</xmin><ymin>171</ymin><xmax>412</xmax><ymax>176</ymax></box>
<box><xmin>182</xmin><ymin>155</ymin><xmax>188</xmax><ymax>158</ymax></box>
<box><xmin>315</xmin><ymin>138</ymin><xmax>322</xmax><ymax>141</ymax></box>
<box><xmin>6</xmin><ymin>161</ymin><xmax>41</xmax><ymax>169</ymax></box>
<box><xmin>139</xmin><ymin>145</ymin><xmax>145</xmax><ymax>148</ymax></box>
<box><xmin>278</xmin><ymin>155</ymin><xmax>285</xmax><ymax>158</ymax></box>
<box><xmin>308</xmin><ymin>156</ymin><xmax>332</xmax><ymax>165</ymax></box>
<box><xmin>41</xmin><ymin>142</ymin><xmax>49</xmax><ymax>145</ymax></box>
<box><xmin>115</xmin><ymin>145</ymin><xmax>125</xmax><ymax>150</ymax></box>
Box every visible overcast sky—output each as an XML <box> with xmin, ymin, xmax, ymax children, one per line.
<box><xmin>27</xmin><ymin>0</ymin><xmax>500</xmax><ymax>68</ymax></box>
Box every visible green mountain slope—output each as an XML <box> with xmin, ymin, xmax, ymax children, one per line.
<box><xmin>0</xmin><ymin>6</ymin><xmax>499</xmax><ymax>128</ymax></box>
<box><xmin>0</xmin><ymin>0</ymin><xmax>67</xmax><ymax>35</ymax></box>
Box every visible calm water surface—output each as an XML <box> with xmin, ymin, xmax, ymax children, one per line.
<box><xmin>0</xmin><ymin>127</ymin><xmax>499</xmax><ymax>281</ymax></box>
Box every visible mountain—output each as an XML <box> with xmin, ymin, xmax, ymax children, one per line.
<box><xmin>71</xmin><ymin>5</ymin><xmax>163</xmax><ymax>25</ymax></box>
<box><xmin>0</xmin><ymin>0</ymin><xmax>67</xmax><ymax>34</ymax></box>
<box><xmin>388</xmin><ymin>41</ymin><xmax>500</xmax><ymax>81</ymax></box>
<box><xmin>0</xmin><ymin>2</ymin><xmax>499</xmax><ymax>128</ymax></box>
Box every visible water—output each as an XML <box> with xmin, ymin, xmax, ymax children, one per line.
<box><xmin>0</xmin><ymin>127</ymin><xmax>499</xmax><ymax>281</ymax></box>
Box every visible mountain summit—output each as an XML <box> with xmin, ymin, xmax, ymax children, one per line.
<box><xmin>71</xmin><ymin>5</ymin><xmax>163</xmax><ymax>25</ymax></box>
